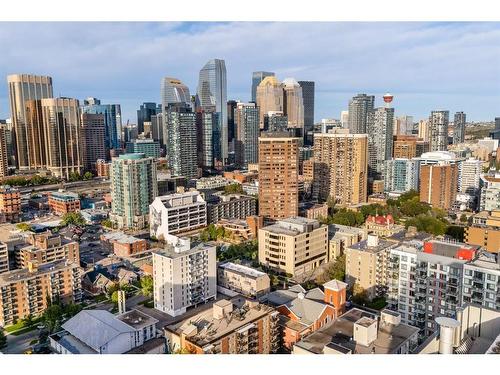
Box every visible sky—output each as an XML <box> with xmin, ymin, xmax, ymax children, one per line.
<box><xmin>0</xmin><ymin>22</ymin><xmax>499</xmax><ymax>123</ymax></box>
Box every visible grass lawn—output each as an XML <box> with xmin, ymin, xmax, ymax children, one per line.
<box><xmin>4</xmin><ymin>317</ymin><xmax>42</xmax><ymax>334</ymax></box>
<box><xmin>11</xmin><ymin>325</ymin><xmax>37</xmax><ymax>336</ymax></box>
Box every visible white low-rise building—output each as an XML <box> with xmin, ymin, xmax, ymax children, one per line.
<box><xmin>149</xmin><ymin>190</ymin><xmax>207</xmax><ymax>239</ymax></box>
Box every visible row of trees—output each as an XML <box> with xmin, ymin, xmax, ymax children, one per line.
<box><xmin>217</xmin><ymin>240</ymin><xmax>258</xmax><ymax>262</ymax></box>
<box><xmin>1</xmin><ymin>171</ymin><xmax>94</xmax><ymax>188</ymax></box>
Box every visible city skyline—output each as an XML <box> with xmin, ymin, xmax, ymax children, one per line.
<box><xmin>1</xmin><ymin>22</ymin><xmax>500</xmax><ymax>123</ymax></box>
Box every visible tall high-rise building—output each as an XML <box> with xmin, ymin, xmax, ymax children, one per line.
<box><xmin>347</xmin><ymin>94</ymin><xmax>374</xmax><ymax>134</ymax></box>
<box><xmin>81</xmin><ymin>113</ymin><xmax>106</xmax><ymax>173</ymax></box>
<box><xmin>384</xmin><ymin>158</ymin><xmax>420</xmax><ymax>193</ymax></box>
<box><xmin>125</xmin><ymin>139</ymin><xmax>161</xmax><ymax>159</ymax></box>
<box><xmin>165</xmin><ymin>103</ymin><xmax>198</xmax><ymax>179</ymax></box>
<box><xmin>82</xmin><ymin>98</ymin><xmax>122</xmax><ymax>153</ymax></box>
<box><xmin>394</xmin><ymin>115</ymin><xmax>414</xmax><ymax>136</ymax></box>
<box><xmin>0</xmin><ymin>125</ymin><xmax>8</xmax><ymax>178</ymax></box>
<box><xmin>251</xmin><ymin>71</ymin><xmax>275</xmax><ymax>103</ymax></box>
<box><xmin>367</xmin><ymin>107</ymin><xmax>394</xmax><ymax>179</ymax></box>
<box><xmin>227</xmin><ymin>100</ymin><xmax>237</xmax><ymax>146</ymax></box>
<box><xmin>393</xmin><ymin>135</ymin><xmax>418</xmax><ymax>159</ymax></box>
<box><xmin>298</xmin><ymin>80</ymin><xmax>314</xmax><ymax>143</ymax></box>
<box><xmin>453</xmin><ymin>111</ymin><xmax>466</xmax><ymax>144</ymax></box>
<box><xmin>196</xmin><ymin>108</ymin><xmax>220</xmax><ymax>169</ymax></box>
<box><xmin>150</xmin><ymin>113</ymin><xmax>164</xmax><ymax>144</ymax></box>
<box><xmin>7</xmin><ymin>74</ymin><xmax>53</xmax><ymax>170</ymax></box>
<box><xmin>41</xmin><ymin>98</ymin><xmax>83</xmax><ymax>179</ymax></box>
<box><xmin>313</xmin><ymin>130</ymin><xmax>368</xmax><ymax>206</ymax></box>
<box><xmin>110</xmin><ymin>153</ymin><xmax>158</xmax><ymax>230</ymax></box>
<box><xmin>137</xmin><ymin>102</ymin><xmax>161</xmax><ymax>135</ymax></box>
<box><xmin>265</xmin><ymin>111</ymin><xmax>288</xmax><ymax>132</ymax></box>
<box><xmin>196</xmin><ymin>59</ymin><xmax>228</xmax><ymax>163</ymax></box>
<box><xmin>161</xmin><ymin>77</ymin><xmax>191</xmax><ymax>108</ymax></box>
<box><xmin>429</xmin><ymin>110</ymin><xmax>449</xmax><ymax>151</ymax></box>
<box><xmin>418</xmin><ymin>151</ymin><xmax>460</xmax><ymax>210</ymax></box>
<box><xmin>235</xmin><ymin>102</ymin><xmax>259</xmax><ymax>168</ymax></box>
<box><xmin>24</xmin><ymin>100</ymin><xmax>46</xmax><ymax>170</ymax></box>
<box><xmin>282</xmin><ymin>78</ymin><xmax>304</xmax><ymax>130</ymax></box>
<box><xmin>258</xmin><ymin>131</ymin><xmax>299</xmax><ymax>219</ymax></box>
<box><xmin>459</xmin><ymin>157</ymin><xmax>482</xmax><ymax>197</ymax></box>
<box><xmin>256</xmin><ymin>76</ymin><xmax>284</xmax><ymax>129</ymax></box>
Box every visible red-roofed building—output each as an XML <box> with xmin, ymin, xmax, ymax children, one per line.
<box><xmin>365</xmin><ymin>214</ymin><xmax>404</xmax><ymax>237</ymax></box>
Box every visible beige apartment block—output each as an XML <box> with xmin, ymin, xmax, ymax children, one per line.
<box><xmin>344</xmin><ymin>235</ymin><xmax>396</xmax><ymax>300</ymax></box>
<box><xmin>258</xmin><ymin>217</ymin><xmax>328</xmax><ymax>276</ymax></box>
<box><xmin>217</xmin><ymin>262</ymin><xmax>270</xmax><ymax>298</ymax></box>
<box><xmin>313</xmin><ymin>130</ymin><xmax>368</xmax><ymax>206</ymax></box>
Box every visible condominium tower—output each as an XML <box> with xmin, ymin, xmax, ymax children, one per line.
<box><xmin>82</xmin><ymin>98</ymin><xmax>122</xmax><ymax>152</ymax></box>
<box><xmin>258</xmin><ymin>132</ymin><xmax>299</xmax><ymax>219</ymax></box>
<box><xmin>429</xmin><ymin>110</ymin><xmax>449</xmax><ymax>152</ymax></box>
<box><xmin>235</xmin><ymin>102</ymin><xmax>259</xmax><ymax>168</ymax></box>
<box><xmin>453</xmin><ymin>112</ymin><xmax>466</xmax><ymax>144</ymax></box>
<box><xmin>110</xmin><ymin>153</ymin><xmax>158</xmax><ymax>230</ymax></box>
<box><xmin>298</xmin><ymin>80</ymin><xmax>315</xmax><ymax>143</ymax></box>
<box><xmin>367</xmin><ymin>107</ymin><xmax>394</xmax><ymax>179</ymax></box>
<box><xmin>347</xmin><ymin>94</ymin><xmax>374</xmax><ymax>134</ymax></box>
<box><xmin>313</xmin><ymin>130</ymin><xmax>368</xmax><ymax>206</ymax></box>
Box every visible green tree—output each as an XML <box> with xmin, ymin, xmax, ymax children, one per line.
<box><xmin>224</xmin><ymin>183</ymin><xmax>244</xmax><ymax>195</ymax></box>
<box><xmin>22</xmin><ymin>314</ymin><xmax>34</xmax><ymax>328</ymax></box>
<box><xmin>446</xmin><ymin>225</ymin><xmax>465</xmax><ymax>242</ymax></box>
<box><xmin>351</xmin><ymin>283</ymin><xmax>369</xmax><ymax>305</ymax></box>
<box><xmin>0</xmin><ymin>328</ymin><xmax>7</xmax><ymax>350</ymax></box>
<box><xmin>16</xmin><ymin>222</ymin><xmax>31</xmax><ymax>231</ymax></box>
<box><xmin>317</xmin><ymin>254</ymin><xmax>346</xmax><ymax>284</ymax></box>
<box><xmin>42</xmin><ymin>304</ymin><xmax>64</xmax><ymax>333</ymax></box>
<box><xmin>101</xmin><ymin>219</ymin><xmax>113</xmax><ymax>228</ymax></box>
<box><xmin>459</xmin><ymin>213</ymin><xmax>468</xmax><ymax>223</ymax></box>
<box><xmin>140</xmin><ymin>275</ymin><xmax>154</xmax><ymax>298</ymax></box>
<box><xmin>61</xmin><ymin>212</ymin><xmax>86</xmax><ymax>227</ymax></box>
<box><xmin>63</xmin><ymin>303</ymin><xmax>82</xmax><ymax>318</ymax></box>
<box><xmin>83</xmin><ymin>171</ymin><xmax>93</xmax><ymax>180</ymax></box>
<box><xmin>68</xmin><ymin>172</ymin><xmax>82</xmax><ymax>182</ymax></box>
<box><xmin>405</xmin><ymin>214</ymin><xmax>448</xmax><ymax>236</ymax></box>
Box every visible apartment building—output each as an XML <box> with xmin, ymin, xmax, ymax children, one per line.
<box><xmin>100</xmin><ymin>232</ymin><xmax>148</xmax><ymax>257</ymax></box>
<box><xmin>15</xmin><ymin>232</ymin><xmax>79</xmax><ymax>268</ymax></box>
<box><xmin>393</xmin><ymin>135</ymin><xmax>418</xmax><ymax>159</ymax></box>
<box><xmin>313</xmin><ymin>130</ymin><xmax>368</xmax><ymax>206</ymax></box>
<box><xmin>217</xmin><ymin>262</ymin><xmax>270</xmax><ymax>298</ymax></box>
<box><xmin>328</xmin><ymin>224</ymin><xmax>367</xmax><ymax>260</ymax></box>
<box><xmin>387</xmin><ymin>239</ymin><xmax>479</xmax><ymax>337</ymax></box>
<box><xmin>206</xmin><ymin>193</ymin><xmax>257</xmax><ymax>224</ymax></box>
<box><xmin>152</xmin><ymin>236</ymin><xmax>216</xmax><ymax>317</ymax></box>
<box><xmin>464</xmin><ymin>210</ymin><xmax>500</xmax><ymax>253</ymax></box>
<box><xmin>345</xmin><ymin>235</ymin><xmax>396</xmax><ymax>300</ymax></box>
<box><xmin>293</xmin><ymin>308</ymin><xmax>419</xmax><ymax>354</ymax></box>
<box><xmin>258</xmin><ymin>217</ymin><xmax>328</xmax><ymax>277</ymax></box>
<box><xmin>258</xmin><ymin>132</ymin><xmax>299</xmax><ymax>220</ymax></box>
<box><xmin>480</xmin><ymin>173</ymin><xmax>500</xmax><ymax>211</ymax></box>
<box><xmin>149</xmin><ymin>191</ymin><xmax>207</xmax><ymax>239</ymax></box>
<box><xmin>0</xmin><ymin>260</ymin><xmax>83</xmax><ymax>327</ymax></box>
<box><xmin>462</xmin><ymin>251</ymin><xmax>500</xmax><ymax>311</ymax></box>
<box><xmin>47</xmin><ymin>191</ymin><xmax>80</xmax><ymax>216</ymax></box>
<box><xmin>195</xmin><ymin>176</ymin><xmax>230</xmax><ymax>190</ymax></box>
<box><xmin>0</xmin><ymin>186</ymin><xmax>21</xmax><ymax>223</ymax></box>
<box><xmin>164</xmin><ymin>297</ymin><xmax>280</xmax><ymax>354</ymax></box>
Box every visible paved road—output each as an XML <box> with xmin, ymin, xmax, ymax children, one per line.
<box><xmin>4</xmin><ymin>328</ymin><xmax>42</xmax><ymax>354</ymax></box>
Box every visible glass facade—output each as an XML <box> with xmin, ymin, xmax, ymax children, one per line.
<box><xmin>82</xmin><ymin>98</ymin><xmax>122</xmax><ymax>153</ymax></box>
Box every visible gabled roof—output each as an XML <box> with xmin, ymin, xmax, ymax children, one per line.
<box><xmin>62</xmin><ymin>310</ymin><xmax>135</xmax><ymax>352</ymax></box>
<box><xmin>323</xmin><ymin>279</ymin><xmax>348</xmax><ymax>292</ymax></box>
<box><xmin>284</xmin><ymin>297</ymin><xmax>328</xmax><ymax>326</ymax></box>
<box><xmin>304</xmin><ymin>288</ymin><xmax>325</xmax><ymax>303</ymax></box>
<box><xmin>289</xmin><ymin>284</ymin><xmax>306</xmax><ymax>293</ymax></box>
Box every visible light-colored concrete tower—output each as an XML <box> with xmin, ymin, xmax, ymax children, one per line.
<box><xmin>348</xmin><ymin>94</ymin><xmax>374</xmax><ymax>134</ymax></box>
<box><xmin>41</xmin><ymin>98</ymin><xmax>83</xmax><ymax>179</ymax></box>
<box><xmin>367</xmin><ymin>107</ymin><xmax>394</xmax><ymax>179</ymax></box>
<box><xmin>429</xmin><ymin>110</ymin><xmax>449</xmax><ymax>151</ymax></box>
<box><xmin>7</xmin><ymin>74</ymin><xmax>53</xmax><ymax>170</ymax></box>
<box><xmin>256</xmin><ymin>76</ymin><xmax>283</xmax><ymax>129</ymax></box>
<box><xmin>110</xmin><ymin>153</ymin><xmax>158</xmax><ymax>230</ymax></box>
<box><xmin>235</xmin><ymin>102</ymin><xmax>259</xmax><ymax>168</ymax></box>
<box><xmin>313</xmin><ymin>130</ymin><xmax>368</xmax><ymax>206</ymax></box>
<box><xmin>258</xmin><ymin>131</ymin><xmax>299</xmax><ymax>219</ymax></box>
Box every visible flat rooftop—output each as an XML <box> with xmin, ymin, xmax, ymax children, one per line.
<box><xmin>117</xmin><ymin>309</ymin><xmax>158</xmax><ymax>330</ymax></box>
<box><xmin>165</xmin><ymin>296</ymin><xmax>275</xmax><ymax>348</ymax></box>
<box><xmin>349</xmin><ymin>238</ymin><xmax>395</xmax><ymax>253</ymax></box>
<box><xmin>219</xmin><ymin>262</ymin><xmax>267</xmax><ymax>279</ymax></box>
<box><xmin>101</xmin><ymin>231</ymin><xmax>144</xmax><ymax>244</ymax></box>
<box><xmin>467</xmin><ymin>251</ymin><xmax>500</xmax><ymax>272</ymax></box>
<box><xmin>152</xmin><ymin>242</ymin><xmax>215</xmax><ymax>259</ymax></box>
<box><xmin>0</xmin><ymin>259</ymin><xmax>78</xmax><ymax>286</ymax></box>
<box><xmin>294</xmin><ymin>308</ymin><xmax>419</xmax><ymax>354</ymax></box>
<box><xmin>263</xmin><ymin>217</ymin><xmax>321</xmax><ymax>236</ymax></box>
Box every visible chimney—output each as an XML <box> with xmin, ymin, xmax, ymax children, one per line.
<box><xmin>367</xmin><ymin>234</ymin><xmax>379</xmax><ymax>247</ymax></box>
<box><xmin>435</xmin><ymin>317</ymin><xmax>461</xmax><ymax>354</ymax></box>
<box><xmin>117</xmin><ymin>290</ymin><xmax>126</xmax><ymax>314</ymax></box>
<box><xmin>353</xmin><ymin>317</ymin><xmax>378</xmax><ymax>347</ymax></box>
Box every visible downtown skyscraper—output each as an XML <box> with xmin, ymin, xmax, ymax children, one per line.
<box><xmin>282</xmin><ymin>78</ymin><xmax>304</xmax><ymax>130</ymax></box>
<box><xmin>160</xmin><ymin>77</ymin><xmax>191</xmax><ymax>149</ymax></box>
<box><xmin>7</xmin><ymin>74</ymin><xmax>53</xmax><ymax>170</ymax></box>
<box><xmin>251</xmin><ymin>71</ymin><xmax>275</xmax><ymax>103</ymax></box>
<box><xmin>256</xmin><ymin>76</ymin><xmax>284</xmax><ymax>129</ymax></box>
<box><xmin>429</xmin><ymin>110</ymin><xmax>449</xmax><ymax>151</ymax></box>
<box><xmin>235</xmin><ymin>102</ymin><xmax>259</xmax><ymax>168</ymax></box>
<box><xmin>137</xmin><ymin>102</ymin><xmax>161</xmax><ymax>135</ymax></box>
<box><xmin>298</xmin><ymin>80</ymin><xmax>315</xmax><ymax>144</ymax></box>
<box><xmin>196</xmin><ymin>59</ymin><xmax>228</xmax><ymax>164</ymax></box>
<box><xmin>347</xmin><ymin>94</ymin><xmax>375</xmax><ymax>134</ymax></box>
<box><xmin>82</xmin><ymin>97</ymin><xmax>122</xmax><ymax>154</ymax></box>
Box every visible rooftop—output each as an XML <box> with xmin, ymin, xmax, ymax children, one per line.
<box><xmin>466</xmin><ymin>251</ymin><xmax>500</xmax><ymax>272</ymax></box>
<box><xmin>218</xmin><ymin>262</ymin><xmax>268</xmax><ymax>280</ymax></box>
<box><xmin>152</xmin><ymin>241</ymin><xmax>215</xmax><ymax>259</ymax></box>
<box><xmin>294</xmin><ymin>308</ymin><xmax>419</xmax><ymax>354</ymax></box>
<box><xmin>101</xmin><ymin>231</ymin><xmax>144</xmax><ymax>244</ymax></box>
<box><xmin>262</xmin><ymin>217</ymin><xmax>321</xmax><ymax>236</ymax></box>
<box><xmin>0</xmin><ymin>259</ymin><xmax>78</xmax><ymax>286</ymax></box>
<box><xmin>117</xmin><ymin>309</ymin><xmax>158</xmax><ymax>330</ymax></box>
<box><xmin>165</xmin><ymin>296</ymin><xmax>276</xmax><ymax>348</ymax></box>
<box><xmin>349</xmin><ymin>238</ymin><xmax>395</xmax><ymax>254</ymax></box>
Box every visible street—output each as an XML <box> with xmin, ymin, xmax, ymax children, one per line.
<box><xmin>4</xmin><ymin>328</ymin><xmax>41</xmax><ymax>354</ymax></box>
